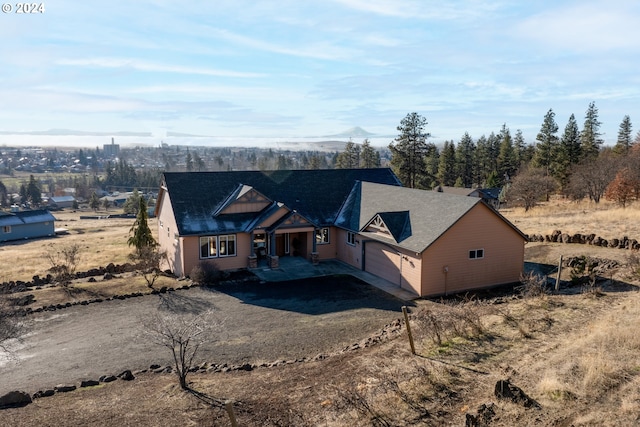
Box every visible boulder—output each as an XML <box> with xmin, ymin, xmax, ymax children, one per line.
<box><xmin>118</xmin><ymin>370</ymin><xmax>135</xmax><ymax>381</ymax></box>
<box><xmin>494</xmin><ymin>380</ymin><xmax>539</xmax><ymax>408</ymax></box>
<box><xmin>0</xmin><ymin>391</ymin><xmax>32</xmax><ymax>409</ymax></box>
<box><xmin>54</xmin><ymin>384</ymin><xmax>76</xmax><ymax>393</ymax></box>
<box><xmin>80</xmin><ymin>379</ymin><xmax>100</xmax><ymax>387</ymax></box>
<box><xmin>100</xmin><ymin>375</ymin><xmax>117</xmax><ymax>383</ymax></box>
<box><xmin>32</xmin><ymin>389</ymin><xmax>55</xmax><ymax>399</ymax></box>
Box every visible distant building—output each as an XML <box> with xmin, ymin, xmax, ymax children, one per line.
<box><xmin>0</xmin><ymin>209</ymin><xmax>56</xmax><ymax>243</ymax></box>
<box><xmin>48</xmin><ymin>196</ymin><xmax>76</xmax><ymax>209</ymax></box>
<box><xmin>103</xmin><ymin>138</ymin><xmax>120</xmax><ymax>158</ymax></box>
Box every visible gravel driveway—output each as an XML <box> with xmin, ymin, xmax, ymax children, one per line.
<box><xmin>0</xmin><ymin>276</ymin><xmax>407</xmax><ymax>395</ymax></box>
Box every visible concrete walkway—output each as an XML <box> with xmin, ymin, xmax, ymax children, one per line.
<box><xmin>251</xmin><ymin>257</ymin><xmax>419</xmax><ymax>301</ymax></box>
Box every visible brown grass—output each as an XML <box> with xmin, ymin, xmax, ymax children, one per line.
<box><xmin>2</xmin><ymin>200</ymin><xmax>640</xmax><ymax>426</ymax></box>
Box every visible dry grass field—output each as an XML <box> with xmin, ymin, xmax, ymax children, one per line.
<box><xmin>2</xmin><ymin>200</ymin><xmax>640</xmax><ymax>426</ymax></box>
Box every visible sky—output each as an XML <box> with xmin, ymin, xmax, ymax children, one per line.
<box><xmin>0</xmin><ymin>0</ymin><xmax>639</xmax><ymax>148</ymax></box>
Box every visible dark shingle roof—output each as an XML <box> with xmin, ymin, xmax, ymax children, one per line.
<box><xmin>163</xmin><ymin>169</ymin><xmax>401</xmax><ymax>236</ymax></box>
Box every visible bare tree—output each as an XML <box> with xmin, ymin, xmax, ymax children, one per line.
<box><xmin>46</xmin><ymin>244</ymin><xmax>82</xmax><ymax>285</ymax></box>
<box><xmin>129</xmin><ymin>245</ymin><xmax>167</xmax><ymax>288</ymax></box>
<box><xmin>507</xmin><ymin>166</ymin><xmax>557</xmax><ymax>211</ymax></box>
<box><xmin>0</xmin><ymin>299</ymin><xmax>22</xmax><ymax>357</ymax></box>
<box><xmin>144</xmin><ymin>310</ymin><xmax>219</xmax><ymax>389</ymax></box>
<box><xmin>567</xmin><ymin>151</ymin><xmax>618</xmax><ymax>203</ymax></box>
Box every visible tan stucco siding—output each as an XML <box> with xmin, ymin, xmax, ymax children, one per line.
<box><xmin>157</xmin><ymin>190</ymin><xmax>182</xmax><ymax>275</ymax></box>
<box><xmin>364</xmin><ymin>241</ymin><xmax>422</xmax><ymax>295</ymax></box>
<box><xmin>181</xmin><ymin>233</ymin><xmax>252</xmax><ymax>276</ymax></box>
<box><xmin>315</xmin><ymin>227</ymin><xmax>339</xmax><ymax>259</ymax></box>
<box><xmin>420</xmin><ymin>204</ymin><xmax>524</xmax><ymax>296</ymax></box>
<box><xmin>335</xmin><ymin>228</ymin><xmax>361</xmax><ymax>267</ymax></box>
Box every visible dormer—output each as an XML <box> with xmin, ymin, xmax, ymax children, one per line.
<box><xmin>215</xmin><ymin>184</ymin><xmax>272</xmax><ymax>215</ymax></box>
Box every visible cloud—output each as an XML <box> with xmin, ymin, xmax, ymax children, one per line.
<box><xmin>56</xmin><ymin>58</ymin><xmax>265</xmax><ymax>78</ymax></box>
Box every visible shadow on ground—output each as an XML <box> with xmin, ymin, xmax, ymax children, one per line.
<box><xmin>206</xmin><ymin>275</ymin><xmax>412</xmax><ymax>315</ymax></box>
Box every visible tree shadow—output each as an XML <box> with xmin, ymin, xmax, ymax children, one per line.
<box><xmin>185</xmin><ymin>386</ymin><xmax>227</xmax><ymax>409</ymax></box>
<box><xmin>155</xmin><ymin>291</ymin><xmax>216</xmax><ymax>315</ymax></box>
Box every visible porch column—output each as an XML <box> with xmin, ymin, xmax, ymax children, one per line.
<box><xmin>311</xmin><ymin>228</ymin><xmax>319</xmax><ymax>265</ymax></box>
<box><xmin>248</xmin><ymin>231</ymin><xmax>257</xmax><ymax>269</ymax></box>
<box><xmin>268</xmin><ymin>231</ymin><xmax>279</xmax><ymax>269</ymax></box>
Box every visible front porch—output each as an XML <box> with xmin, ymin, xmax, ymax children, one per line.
<box><xmin>250</xmin><ymin>256</ymin><xmax>418</xmax><ymax>301</ymax></box>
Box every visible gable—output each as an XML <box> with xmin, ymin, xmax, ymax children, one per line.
<box><xmin>363</xmin><ymin>211</ymin><xmax>411</xmax><ymax>243</ymax></box>
<box><xmin>217</xmin><ymin>185</ymin><xmax>272</xmax><ymax>215</ymax></box>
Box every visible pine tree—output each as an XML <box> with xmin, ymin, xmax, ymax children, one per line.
<box><xmin>89</xmin><ymin>192</ymin><xmax>100</xmax><ymax>211</ymax></box>
<box><xmin>555</xmin><ymin>113</ymin><xmax>582</xmax><ymax>188</ymax></box>
<box><xmin>335</xmin><ymin>140</ymin><xmax>361</xmax><ymax>169</ymax></box>
<box><xmin>185</xmin><ymin>150</ymin><xmax>194</xmax><ymax>172</ymax></box>
<box><xmin>437</xmin><ymin>140</ymin><xmax>457</xmax><ymax>186</ymax></box>
<box><xmin>26</xmin><ymin>175</ymin><xmax>42</xmax><ymax>207</ymax></box>
<box><xmin>580</xmin><ymin>101</ymin><xmax>603</xmax><ymax>161</ymax></box>
<box><xmin>455</xmin><ymin>132</ymin><xmax>475</xmax><ymax>187</ymax></box>
<box><xmin>613</xmin><ymin>115</ymin><xmax>633</xmax><ymax>155</ymax></box>
<box><xmin>513</xmin><ymin>129</ymin><xmax>527</xmax><ymax>166</ymax></box>
<box><xmin>128</xmin><ymin>197</ymin><xmax>156</xmax><ymax>255</ymax></box>
<box><xmin>389</xmin><ymin>112</ymin><xmax>431</xmax><ymax>188</ymax></box>
<box><xmin>360</xmin><ymin>139</ymin><xmax>380</xmax><ymax>168</ymax></box>
<box><xmin>497</xmin><ymin>124</ymin><xmax>517</xmax><ymax>184</ymax></box>
<box><xmin>532</xmin><ymin>109</ymin><xmax>559</xmax><ymax>176</ymax></box>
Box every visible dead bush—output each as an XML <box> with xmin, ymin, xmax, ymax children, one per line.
<box><xmin>516</xmin><ymin>271</ymin><xmax>549</xmax><ymax>298</ymax></box>
<box><xmin>412</xmin><ymin>298</ymin><xmax>487</xmax><ymax>347</ymax></box>
<box><xmin>189</xmin><ymin>260</ymin><xmax>221</xmax><ymax>285</ymax></box>
<box><xmin>46</xmin><ymin>243</ymin><xmax>81</xmax><ymax>285</ymax></box>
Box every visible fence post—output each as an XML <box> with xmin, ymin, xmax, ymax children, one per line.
<box><xmin>225</xmin><ymin>400</ymin><xmax>238</xmax><ymax>427</ymax></box>
<box><xmin>555</xmin><ymin>255</ymin><xmax>563</xmax><ymax>291</ymax></box>
<box><xmin>402</xmin><ymin>306</ymin><xmax>416</xmax><ymax>355</ymax></box>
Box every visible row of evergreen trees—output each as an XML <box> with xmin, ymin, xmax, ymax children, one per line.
<box><xmin>385</xmin><ymin>103</ymin><xmax>637</xmax><ymax>191</ymax></box>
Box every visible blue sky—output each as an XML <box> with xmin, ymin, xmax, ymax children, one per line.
<box><xmin>1</xmin><ymin>0</ymin><xmax>639</xmax><ymax>147</ymax></box>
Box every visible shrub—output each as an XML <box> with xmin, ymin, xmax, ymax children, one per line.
<box><xmin>189</xmin><ymin>261</ymin><xmax>221</xmax><ymax>285</ymax></box>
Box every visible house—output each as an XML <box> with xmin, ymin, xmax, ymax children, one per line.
<box><xmin>156</xmin><ymin>169</ymin><xmax>526</xmax><ymax>297</ymax></box>
<box><xmin>48</xmin><ymin>195</ymin><xmax>76</xmax><ymax>209</ymax></box>
<box><xmin>0</xmin><ymin>209</ymin><xmax>56</xmax><ymax>243</ymax></box>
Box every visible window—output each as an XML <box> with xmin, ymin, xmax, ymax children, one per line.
<box><xmin>159</xmin><ymin>220</ymin><xmax>163</xmax><ymax>228</ymax></box>
<box><xmin>200</xmin><ymin>235</ymin><xmax>236</xmax><ymax>259</ymax></box>
<box><xmin>2</xmin><ymin>225</ymin><xmax>10</xmax><ymax>233</ymax></box>
<box><xmin>469</xmin><ymin>249</ymin><xmax>484</xmax><ymax>259</ymax></box>
<box><xmin>347</xmin><ymin>231</ymin><xmax>356</xmax><ymax>246</ymax></box>
<box><xmin>316</xmin><ymin>228</ymin><xmax>330</xmax><ymax>244</ymax></box>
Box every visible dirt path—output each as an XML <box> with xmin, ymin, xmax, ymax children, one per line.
<box><xmin>0</xmin><ymin>277</ymin><xmax>406</xmax><ymax>395</ymax></box>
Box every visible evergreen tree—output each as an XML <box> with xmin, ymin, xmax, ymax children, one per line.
<box><xmin>555</xmin><ymin>113</ymin><xmax>582</xmax><ymax>189</ymax></box>
<box><xmin>497</xmin><ymin>124</ymin><xmax>517</xmax><ymax>184</ymax></box>
<box><xmin>185</xmin><ymin>150</ymin><xmax>194</xmax><ymax>172</ymax></box>
<box><xmin>123</xmin><ymin>189</ymin><xmax>142</xmax><ymax>214</ymax></box>
<box><xmin>26</xmin><ymin>175</ymin><xmax>42</xmax><ymax>207</ymax></box>
<box><xmin>128</xmin><ymin>197</ymin><xmax>156</xmax><ymax>255</ymax></box>
<box><xmin>307</xmin><ymin>155</ymin><xmax>321</xmax><ymax>170</ymax></box>
<box><xmin>335</xmin><ymin>140</ymin><xmax>361</xmax><ymax>169</ymax></box>
<box><xmin>513</xmin><ymin>129</ymin><xmax>527</xmax><ymax>166</ymax></box>
<box><xmin>423</xmin><ymin>145</ymin><xmax>440</xmax><ymax>189</ymax></box>
<box><xmin>580</xmin><ymin>101</ymin><xmax>603</xmax><ymax>160</ymax></box>
<box><xmin>474</xmin><ymin>135</ymin><xmax>494</xmax><ymax>186</ymax></box>
<box><xmin>19</xmin><ymin>184</ymin><xmax>27</xmax><ymax>205</ymax></box>
<box><xmin>613</xmin><ymin>115</ymin><xmax>633</xmax><ymax>155</ymax></box>
<box><xmin>437</xmin><ymin>140</ymin><xmax>457</xmax><ymax>186</ymax></box>
<box><xmin>532</xmin><ymin>108</ymin><xmax>559</xmax><ymax>176</ymax></box>
<box><xmin>455</xmin><ymin>132</ymin><xmax>475</xmax><ymax>187</ymax></box>
<box><xmin>0</xmin><ymin>180</ymin><xmax>7</xmax><ymax>207</ymax></box>
<box><xmin>193</xmin><ymin>152</ymin><xmax>206</xmax><ymax>171</ymax></box>
<box><xmin>89</xmin><ymin>192</ymin><xmax>100</xmax><ymax>211</ymax></box>
<box><xmin>360</xmin><ymin>139</ymin><xmax>380</xmax><ymax>168</ymax></box>
<box><xmin>389</xmin><ymin>112</ymin><xmax>431</xmax><ymax>188</ymax></box>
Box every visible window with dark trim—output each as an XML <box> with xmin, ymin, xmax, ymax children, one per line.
<box><xmin>316</xmin><ymin>228</ymin><xmax>330</xmax><ymax>244</ymax></box>
<box><xmin>347</xmin><ymin>231</ymin><xmax>356</xmax><ymax>246</ymax></box>
<box><xmin>469</xmin><ymin>248</ymin><xmax>484</xmax><ymax>259</ymax></box>
<box><xmin>200</xmin><ymin>234</ymin><xmax>237</xmax><ymax>258</ymax></box>
<box><xmin>2</xmin><ymin>225</ymin><xmax>11</xmax><ymax>233</ymax></box>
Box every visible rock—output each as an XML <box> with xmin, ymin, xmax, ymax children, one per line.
<box><xmin>103</xmin><ymin>273</ymin><xmax>114</xmax><ymax>280</ymax></box>
<box><xmin>12</xmin><ymin>294</ymin><xmax>35</xmax><ymax>306</ymax></box>
<box><xmin>149</xmin><ymin>364</ymin><xmax>161</xmax><ymax>370</ymax></box>
<box><xmin>54</xmin><ymin>384</ymin><xmax>77</xmax><ymax>393</ymax></box>
<box><xmin>494</xmin><ymin>379</ymin><xmax>539</xmax><ymax>408</ymax></box>
<box><xmin>32</xmin><ymin>389</ymin><xmax>55</xmax><ymax>399</ymax></box>
<box><xmin>105</xmin><ymin>262</ymin><xmax>116</xmax><ymax>273</ymax></box>
<box><xmin>88</xmin><ymin>277</ymin><xmax>97</xmax><ymax>283</ymax></box>
<box><xmin>100</xmin><ymin>375</ymin><xmax>117</xmax><ymax>383</ymax></box>
<box><xmin>118</xmin><ymin>370</ymin><xmax>135</xmax><ymax>381</ymax></box>
<box><xmin>465</xmin><ymin>403</ymin><xmax>496</xmax><ymax>427</ymax></box>
<box><xmin>0</xmin><ymin>391</ymin><xmax>32</xmax><ymax>409</ymax></box>
<box><xmin>80</xmin><ymin>379</ymin><xmax>100</xmax><ymax>387</ymax></box>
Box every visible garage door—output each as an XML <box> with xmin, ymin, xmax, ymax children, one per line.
<box><xmin>364</xmin><ymin>241</ymin><xmax>401</xmax><ymax>285</ymax></box>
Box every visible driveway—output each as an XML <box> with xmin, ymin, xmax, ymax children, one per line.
<box><xmin>0</xmin><ymin>276</ymin><xmax>408</xmax><ymax>395</ymax></box>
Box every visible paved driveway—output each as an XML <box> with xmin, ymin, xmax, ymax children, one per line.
<box><xmin>0</xmin><ymin>276</ymin><xmax>409</xmax><ymax>395</ymax></box>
